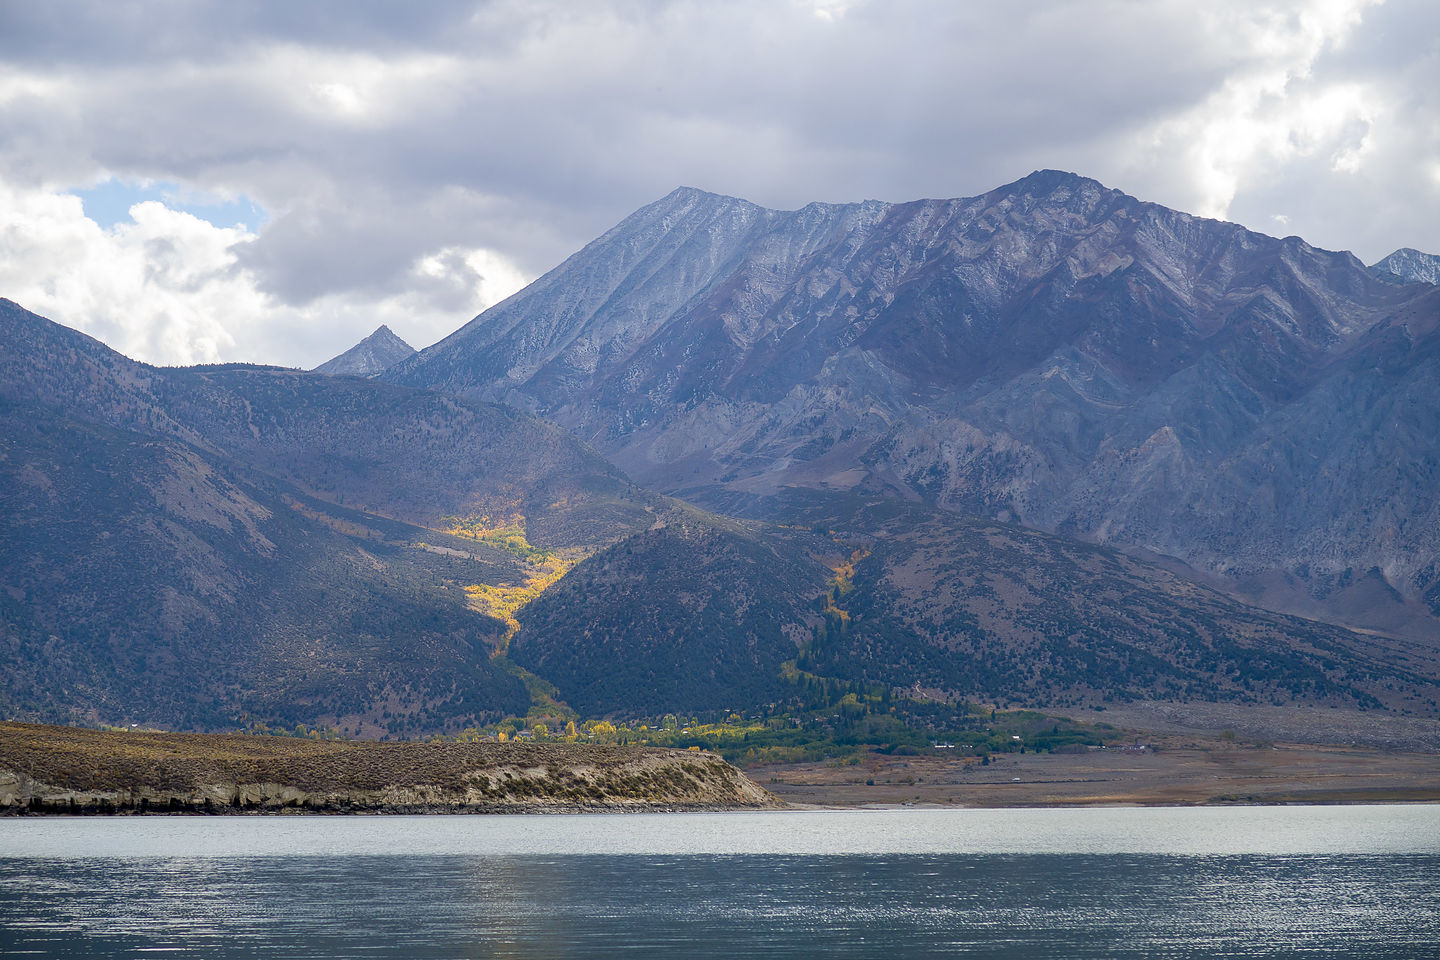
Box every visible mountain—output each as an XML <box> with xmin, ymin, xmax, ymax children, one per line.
<box><xmin>1</xmin><ymin>395</ymin><xmax>533</xmax><ymax>734</ymax></box>
<box><xmin>506</xmin><ymin>489</ymin><xmax>1440</xmax><ymax>719</ymax></box>
<box><xmin>386</xmin><ymin>172</ymin><xmax>1440</xmax><ymax>635</ymax></box>
<box><xmin>1371</xmin><ymin>248</ymin><xmax>1440</xmax><ymax>285</ymax></box>
<box><xmin>509</xmin><ymin>508</ymin><xmax>828</xmax><ymax>716</ymax></box>
<box><xmin>313</xmin><ymin>324</ymin><xmax>417</xmax><ymax>377</ymax></box>
<box><xmin>4</xmin><ymin>298</ymin><xmax>1438</xmax><ymax>733</ymax></box>
<box><xmin>0</xmin><ymin>299</ymin><xmax>657</xmax><ymax>732</ymax></box>
<box><xmin>748</xmin><ymin>493</ymin><xmax>1440</xmax><ymax>714</ymax></box>
<box><xmin>0</xmin><ymin>300</ymin><xmax>650</xmax><ymax>544</ymax></box>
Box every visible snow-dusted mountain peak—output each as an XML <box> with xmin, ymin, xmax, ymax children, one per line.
<box><xmin>1371</xmin><ymin>247</ymin><xmax>1440</xmax><ymax>285</ymax></box>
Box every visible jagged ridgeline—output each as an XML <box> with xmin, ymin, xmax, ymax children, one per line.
<box><xmin>387</xmin><ymin>171</ymin><xmax>1440</xmax><ymax>640</ymax></box>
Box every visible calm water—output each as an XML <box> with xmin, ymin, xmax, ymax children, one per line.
<box><xmin>2</xmin><ymin>807</ymin><xmax>1438</xmax><ymax>958</ymax></box>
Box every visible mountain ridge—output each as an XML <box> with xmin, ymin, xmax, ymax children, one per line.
<box><xmin>385</xmin><ymin>172</ymin><xmax>1440</xmax><ymax>636</ymax></box>
<box><xmin>7</xmin><ymin>169</ymin><xmax>1440</xmax><ymax>737</ymax></box>
<box><xmin>0</xmin><ymin>300</ymin><xmax>662</xmax><ymax>731</ymax></box>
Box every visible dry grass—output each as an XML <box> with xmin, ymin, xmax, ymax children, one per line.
<box><xmin>0</xmin><ymin>722</ymin><xmax>774</xmax><ymax>812</ymax></box>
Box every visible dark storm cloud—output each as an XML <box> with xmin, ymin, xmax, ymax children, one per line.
<box><xmin>0</xmin><ymin>0</ymin><xmax>483</xmax><ymax>62</ymax></box>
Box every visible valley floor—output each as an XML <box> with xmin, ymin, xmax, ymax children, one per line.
<box><xmin>751</xmin><ymin>738</ymin><xmax>1440</xmax><ymax>807</ymax></box>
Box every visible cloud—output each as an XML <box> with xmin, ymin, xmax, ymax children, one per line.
<box><xmin>75</xmin><ymin>178</ymin><xmax>267</xmax><ymax>231</ymax></box>
<box><xmin>1131</xmin><ymin>0</ymin><xmax>1382</xmax><ymax>219</ymax></box>
<box><xmin>0</xmin><ymin>180</ymin><xmax>527</xmax><ymax>366</ymax></box>
<box><xmin>0</xmin><ymin>0</ymin><xmax>1434</xmax><ymax>365</ymax></box>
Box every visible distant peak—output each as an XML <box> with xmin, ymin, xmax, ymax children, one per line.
<box><xmin>995</xmin><ymin>169</ymin><xmax>1111</xmax><ymax>198</ymax></box>
<box><xmin>1369</xmin><ymin>247</ymin><xmax>1440</xmax><ymax>285</ymax></box>
<box><xmin>313</xmin><ymin>324</ymin><xmax>416</xmax><ymax>377</ymax></box>
<box><xmin>1374</xmin><ymin>247</ymin><xmax>1437</xmax><ymax>264</ymax></box>
<box><xmin>361</xmin><ymin>324</ymin><xmax>409</xmax><ymax>344</ymax></box>
<box><xmin>655</xmin><ymin>185</ymin><xmax>754</xmax><ymax>207</ymax></box>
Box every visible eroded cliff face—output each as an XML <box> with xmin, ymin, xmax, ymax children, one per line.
<box><xmin>0</xmin><ymin>723</ymin><xmax>778</xmax><ymax>814</ymax></box>
<box><xmin>387</xmin><ymin>173</ymin><xmax>1440</xmax><ymax>618</ymax></box>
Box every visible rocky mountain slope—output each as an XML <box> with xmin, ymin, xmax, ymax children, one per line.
<box><xmin>1371</xmin><ymin>247</ymin><xmax>1440</xmax><ymax>285</ymax></box>
<box><xmin>313</xmin><ymin>324</ymin><xmax>417</xmax><ymax>377</ymax></box>
<box><xmin>768</xmin><ymin>494</ymin><xmax>1440</xmax><ymax>716</ymax></box>
<box><xmin>532</xmin><ymin>489</ymin><xmax>1439</xmax><ymax>720</ymax></box>
<box><xmin>1</xmin><ymin>394</ymin><xmax>523</xmax><ymax>731</ymax></box>
<box><xmin>387</xmin><ymin>172</ymin><xmax>1440</xmax><ymax>634</ymax></box>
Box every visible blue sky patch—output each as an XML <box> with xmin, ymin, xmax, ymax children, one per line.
<box><xmin>75</xmin><ymin>178</ymin><xmax>268</xmax><ymax>232</ymax></box>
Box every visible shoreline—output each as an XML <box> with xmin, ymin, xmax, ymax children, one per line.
<box><xmin>8</xmin><ymin>797</ymin><xmax>1440</xmax><ymax>818</ymax></box>
<box><xmin>0</xmin><ymin>800</ymin><xmax>773</xmax><ymax>817</ymax></box>
<box><xmin>6</xmin><ymin>722</ymin><xmax>1438</xmax><ymax>815</ymax></box>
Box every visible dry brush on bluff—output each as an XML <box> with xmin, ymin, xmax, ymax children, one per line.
<box><xmin>0</xmin><ymin>723</ymin><xmax>779</xmax><ymax>815</ymax></box>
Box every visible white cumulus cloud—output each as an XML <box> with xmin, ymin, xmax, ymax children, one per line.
<box><xmin>0</xmin><ymin>180</ymin><xmax>527</xmax><ymax>366</ymax></box>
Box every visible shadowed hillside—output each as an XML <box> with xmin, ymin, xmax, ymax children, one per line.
<box><xmin>0</xmin><ymin>301</ymin><xmax>660</xmax><ymax>732</ymax></box>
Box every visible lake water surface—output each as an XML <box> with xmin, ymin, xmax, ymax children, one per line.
<box><xmin>3</xmin><ymin>806</ymin><xmax>1438</xmax><ymax>958</ymax></box>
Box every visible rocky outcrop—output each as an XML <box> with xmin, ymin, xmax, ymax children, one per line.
<box><xmin>0</xmin><ymin>723</ymin><xmax>779</xmax><ymax>814</ymax></box>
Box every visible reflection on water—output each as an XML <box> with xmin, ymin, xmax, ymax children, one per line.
<box><xmin>2</xmin><ymin>809</ymin><xmax>1438</xmax><ymax>959</ymax></box>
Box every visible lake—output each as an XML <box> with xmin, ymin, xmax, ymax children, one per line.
<box><xmin>2</xmin><ymin>806</ymin><xmax>1438</xmax><ymax>958</ymax></box>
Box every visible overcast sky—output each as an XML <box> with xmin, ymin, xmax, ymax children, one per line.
<box><xmin>0</xmin><ymin>0</ymin><xmax>1435</xmax><ymax>367</ymax></box>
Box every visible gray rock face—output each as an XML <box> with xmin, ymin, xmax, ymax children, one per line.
<box><xmin>1371</xmin><ymin>248</ymin><xmax>1440</xmax><ymax>285</ymax></box>
<box><xmin>387</xmin><ymin>172</ymin><xmax>1440</xmax><ymax>619</ymax></box>
<box><xmin>314</xmin><ymin>324</ymin><xmax>416</xmax><ymax>376</ymax></box>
